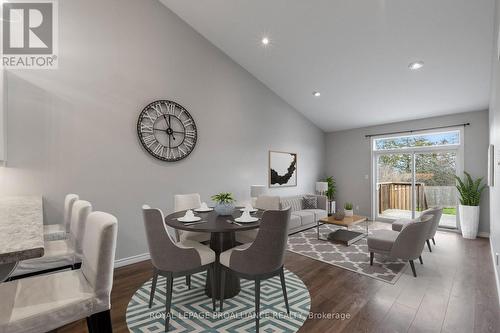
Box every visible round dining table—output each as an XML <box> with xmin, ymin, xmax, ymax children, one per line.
<box><xmin>165</xmin><ymin>207</ymin><xmax>263</xmax><ymax>299</ymax></box>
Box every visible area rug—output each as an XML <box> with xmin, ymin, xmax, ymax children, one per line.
<box><xmin>126</xmin><ymin>269</ymin><xmax>311</xmax><ymax>332</ymax></box>
<box><xmin>287</xmin><ymin>223</ymin><xmax>407</xmax><ymax>284</ymax></box>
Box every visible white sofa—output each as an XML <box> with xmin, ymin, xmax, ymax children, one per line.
<box><xmin>280</xmin><ymin>195</ymin><xmax>328</xmax><ymax>234</ymax></box>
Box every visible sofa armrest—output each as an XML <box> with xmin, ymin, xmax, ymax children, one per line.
<box><xmin>310</xmin><ymin>194</ymin><xmax>327</xmax><ymax>210</ymax></box>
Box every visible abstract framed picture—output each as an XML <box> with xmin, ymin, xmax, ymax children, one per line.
<box><xmin>269</xmin><ymin>151</ymin><xmax>297</xmax><ymax>187</ymax></box>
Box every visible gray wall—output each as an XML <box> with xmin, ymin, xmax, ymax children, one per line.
<box><xmin>489</xmin><ymin>0</ymin><xmax>500</xmax><ymax>294</ymax></box>
<box><xmin>1</xmin><ymin>0</ymin><xmax>325</xmax><ymax>260</ymax></box>
<box><xmin>326</xmin><ymin>110</ymin><xmax>490</xmax><ymax>234</ymax></box>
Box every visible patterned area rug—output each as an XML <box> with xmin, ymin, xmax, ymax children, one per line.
<box><xmin>287</xmin><ymin>223</ymin><xmax>407</xmax><ymax>283</ymax></box>
<box><xmin>126</xmin><ymin>269</ymin><xmax>311</xmax><ymax>332</ymax></box>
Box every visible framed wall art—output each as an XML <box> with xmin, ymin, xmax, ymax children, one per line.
<box><xmin>269</xmin><ymin>151</ymin><xmax>297</xmax><ymax>187</ymax></box>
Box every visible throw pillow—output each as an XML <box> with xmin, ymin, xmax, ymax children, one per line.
<box><xmin>302</xmin><ymin>196</ymin><xmax>317</xmax><ymax>209</ymax></box>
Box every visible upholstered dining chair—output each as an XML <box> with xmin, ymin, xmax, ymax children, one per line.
<box><xmin>43</xmin><ymin>193</ymin><xmax>79</xmax><ymax>241</ymax></box>
<box><xmin>11</xmin><ymin>200</ymin><xmax>92</xmax><ymax>278</ymax></box>
<box><xmin>219</xmin><ymin>208</ymin><xmax>291</xmax><ymax>333</ymax></box>
<box><xmin>368</xmin><ymin>215</ymin><xmax>433</xmax><ymax>277</ymax></box>
<box><xmin>235</xmin><ymin>195</ymin><xmax>281</xmax><ymax>244</ymax></box>
<box><xmin>392</xmin><ymin>207</ymin><xmax>443</xmax><ymax>252</ymax></box>
<box><xmin>0</xmin><ymin>211</ymin><xmax>118</xmax><ymax>333</ymax></box>
<box><xmin>174</xmin><ymin>193</ymin><xmax>210</xmax><ymax>243</ymax></box>
<box><xmin>142</xmin><ymin>205</ymin><xmax>216</xmax><ymax>331</ymax></box>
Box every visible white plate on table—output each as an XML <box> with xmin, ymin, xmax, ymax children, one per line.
<box><xmin>239</xmin><ymin>208</ymin><xmax>258</xmax><ymax>213</ymax></box>
<box><xmin>194</xmin><ymin>208</ymin><xmax>213</xmax><ymax>212</ymax></box>
<box><xmin>234</xmin><ymin>217</ymin><xmax>259</xmax><ymax>223</ymax></box>
<box><xmin>177</xmin><ymin>216</ymin><xmax>202</xmax><ymax>222</ymax></box>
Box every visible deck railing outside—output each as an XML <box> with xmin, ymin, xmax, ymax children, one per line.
<box><xmin>378</xmin><ymin>182</ymin><xmax>428</xmax><ymax>213</ymax></box>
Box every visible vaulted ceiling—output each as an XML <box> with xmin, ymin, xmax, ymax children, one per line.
<box><xmin>160</xmin><ymin>0</ymin><xmax>495</xmax><ymax>132</ymax></box>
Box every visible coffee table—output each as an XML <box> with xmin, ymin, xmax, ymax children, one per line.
<box><xmin>317</xmin><ymin>215</ymin><xmax>368</xmax><ymax>246</ymax></box>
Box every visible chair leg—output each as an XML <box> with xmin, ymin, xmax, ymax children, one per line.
<box><xmin>419</xmin><ymin>256</ymin><xmax>423</xmax><ymax>265</ymax></box>
<box><xmin>426</xmin><ymin>240</ymin><xmax>432</xmax><ymax>252</ymax></box>
<box><xmin>370</xmin><ymin>252</ymin><xmax>374</xmax><ymax>265</ymax></box>
<box><xmin>219</xmin><ymin>269</ymin><xmax>226</xmax><ymax>311</ymax></box>
<box><xmin>279</xmin><ymin>267</ymin><xmax>290</xmax><ymax>315</ymax></box>
<box><xmin>165</xmin><ymin>274</ymin><xmax>173</xmax><ymax>332</ymax></box>
<box><xmin>255</xmin><ymin>279</ymin><xmax>261</xmax><ymax>333</ymax></box>
<box><xmin>409</xmin><ymin>260</ymin><xmax>417</xmax><ymax>277</ymax></box>
<box><xmin>186</xmin><ymin>275</ymin><xmax>191</xmax><ymax>290</ymax></box>
<box><xmin>86</xmin><ymin>310</ymin><xmax>112</xmax><ymax>333</ymax></box>
<box><xmin>149</xmin><ymin>269</ymin><xmax>158</xmax><ymax>308</ymax></box>
<box><xmin>432</xmin><ymin>237</ymin><xmax>436</xmax><ymax>245</ymax></box>
<box><xmin>209</xmin><ymin>265</ymin><xmax>216</xmax><ymax>311</ymax></box>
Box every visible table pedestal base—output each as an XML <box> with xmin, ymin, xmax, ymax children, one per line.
<box><xmin>206</xmin><ymin>231</ymin><xmax>240</xmax><ymax>299</ymax></box>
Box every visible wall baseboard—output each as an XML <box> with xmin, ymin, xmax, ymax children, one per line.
<box><xmin>115</xmin><ymin>252</ymin><xmax>150</xmax><ymax>268</ymax></box>
<box><xmin>478</xmin><ymin>231</ymin><xmax>490</xmax><ymax>238</ymax></box>
<box><xmin>490</xmin><ymin>241</ymin><xmax>500</xmax><ymax>306</ymax></box>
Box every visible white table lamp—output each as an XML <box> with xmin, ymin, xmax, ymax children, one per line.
<box><xmin>250</xmin><ymin>185</ymin><xmax>266</xmax><ymax>198</ymax></box>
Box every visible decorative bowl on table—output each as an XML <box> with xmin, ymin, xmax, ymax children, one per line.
<box><xmin>214</xmin><ymin>203</ymin><xmax>235</xmax><ymax>216</ymax></box>
<box><xmin>334</xmin><ymin>210</ymin><xmax>345</xmax><ymax>221</ymax></box>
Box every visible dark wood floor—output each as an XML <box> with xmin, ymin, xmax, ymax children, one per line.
<box><xmin>59</xmin><ymin>230</ymin><xmax>499</xmax><ymax>333</ymax></box>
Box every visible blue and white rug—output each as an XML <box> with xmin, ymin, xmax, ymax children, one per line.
<box><xmin>126</xmin><ymin>268</ymin><xmax>311</xmax><ymax>332</ymax></box>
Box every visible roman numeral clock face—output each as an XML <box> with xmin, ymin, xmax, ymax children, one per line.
<box><xmin>137</xmin><ymin>100</ymin><xmax>197</xmax><ymax>161</ymax></box>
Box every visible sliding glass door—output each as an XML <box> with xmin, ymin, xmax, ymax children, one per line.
<box><xmin>415</xmin><ymin>152</ymin><xmax>458</xmax><ymax>228</ymax></box>
<box><xmin>372</xmin><ymin>129</ymin><xmax>463</xmax><ymax>228</ymax></box>
<box><xmin>377</xmin><ymin>153</ymin><xmax>413</xmax><ymax>220</ymax></box>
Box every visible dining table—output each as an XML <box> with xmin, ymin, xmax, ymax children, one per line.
<box><xmin>0</xmin><ymin>196</ymin><xmax>44</xmax><ymax>281</ymax></box>
<box><xmin>165</xmin><ymin>207</ymin><xmax>263</xmax><ymax>299</ymax></box>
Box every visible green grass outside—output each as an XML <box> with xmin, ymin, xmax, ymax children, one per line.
<box><xmin>442</xmin><ymin>207</ymin><xmax>456</xmax><ymax>215</ymax></box>
<box><xmin>416</xmin><ymin>207</ymin><xmax>456</xmax><ymax>215</ymax></box>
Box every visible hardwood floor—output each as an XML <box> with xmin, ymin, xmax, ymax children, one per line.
<box><xmin>58</xmin><ymin>230</ymin><xmax>499</xmax><ymax>333</ymax></box>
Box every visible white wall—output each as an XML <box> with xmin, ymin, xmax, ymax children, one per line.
<box><xmin>326</xmin><ymin>110</ymin><xmax>490</xmax><ymax>234</ymax></box>
<box><xmin>1</xmin><ymin>0</ymin><xmax>325</xmax><ymax>260</ymax></box>
<box><xmin>489</xmin><ymin>0</ymin><xmax>500</xmax><ymax>297</ymax></box>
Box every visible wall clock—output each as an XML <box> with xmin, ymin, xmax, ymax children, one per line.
<box><xmin>137</xmin><ymin>100</ymin><xmax>197</xmax><ymax>161</ymax></box>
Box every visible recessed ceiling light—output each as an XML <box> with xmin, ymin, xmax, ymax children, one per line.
<box><xmin>313</xmin><ymin>91</ymin><xmax>321</xmax><ymax>97</ymax></box>
<box><xmin>261</xmin><ymin>37</ymin><xmax>270</xmax><ymax>46</ymax></box>
<box><xmin>409</xmin><ymin>61</ymin><xmax>424</xmax><ymax>70</ymax></box>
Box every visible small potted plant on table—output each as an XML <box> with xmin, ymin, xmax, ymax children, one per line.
<box><xmin>211</xmin><ymin>192</ymin><xmax>236</xmax><ymax>216</ymax></box>
<box><xmin>455</xmin><ymin>171</ymin><xmax>486</xmax><ymax>239</ymax></box>
<box><xmin>344</xmin><ymin>202</ymin><xmax>354</xmax><ymax>217</ymax></box>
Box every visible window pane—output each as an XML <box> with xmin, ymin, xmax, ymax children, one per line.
<box><xmin>415</xmin><ymin>152</ymin><xmax>457</xmax><ymax>229</ymax></box>
<box><xmin>377</xmin><ymin>154</ymin><xmax>413</xmax><ymax>219</ymax></box>
<box><xmin>374</xmin><ymin>131</ymin><xmax>460</xmax><ymax>151</ymax></box>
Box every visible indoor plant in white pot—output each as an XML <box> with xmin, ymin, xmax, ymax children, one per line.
<box><xmin>211</xmin><ymin>192</ymin><xmax>236</xmax><ymax>216</ymax></box>
<box><xmin>344</xmin><ymin>202</ymin><xmax>354</xmax><ymax>217</ymax></box>
<box><xmin>326</xmin><ymin>176</ymin><xmax>336</xmax><ymax>215</ymax></box>
<box><xmin>455</xmin><ymin>172</ymin><xmax>486</xmax><ymax>239</ymax></box>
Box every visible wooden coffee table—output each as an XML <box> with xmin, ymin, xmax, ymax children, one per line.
<box><xmin>317</xmin><ymin>215</ymin><xmax>368</xmax><ymax>246</ymax></box>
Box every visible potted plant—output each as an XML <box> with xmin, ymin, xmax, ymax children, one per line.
<box><xmin>344</xmin><ymin>202</ymin><xmax>353</xmax><ymax>217</ymax></box>
<box><xmin>325</xmin><ymin>176</ymin><xmax>336</xmax><ymax>215</ymax></box>
<box><xmin>455</xmin><ymin>171</ymin><xmax>486</xmax><ymax>239</ymax></box>
<box><xmin>211</xmin><ymin>192</ymin><xmax>236</xmax><ymax>216</ymax></box>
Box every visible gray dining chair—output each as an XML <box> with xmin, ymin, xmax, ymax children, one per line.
<box><xmin>142</xmin><ymin>205</ymin><xmax>216</xmax><ymax>331</ymax></box>
<box><xmin>368</xmin><ymin>215</ymin><xmax>433</xmax><ymax>277</ymax></box>
<box><xmin>219</xmin><ymin>208</ymin><xmax>291</xmax><ymax>333</ymax></box>
<box><xmin>174</xmin><ymin>193</ymin><xmax>210</xmax><ymax>243</ymax></box>
<box><xmin>235</xmin><ymin>195</ymin><xmax>281</xmax><ymax>244</ymax></box>
<box><xmin>392</xmin><ymin>207</ymin><xmax>443</xmax><ymax>252</ymax></box>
